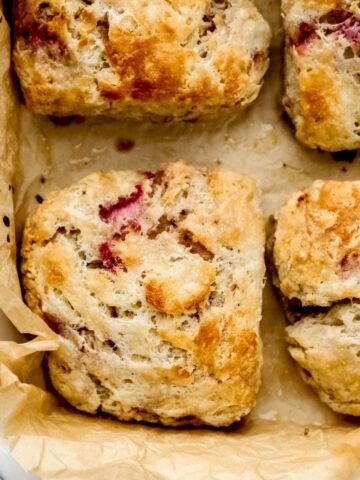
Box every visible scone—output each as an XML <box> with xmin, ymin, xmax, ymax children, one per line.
<box><xmin>269</xmin><ymin>180</ymin><xmax>360</xmax><ymax>415</ymax></box>
<box><xmin>21</xmin><ymin>162</ymin><xmax>265</xmax><ymax>427</ymax></box>
<box><xmin>282</xmin><ymin>0</ymin><xmax>360</xmax><ymax>151</ymax></box>
<box><xmin>13</xmin><ymin>0</ymin><xmax>271</xmax><ymax>120</ymax></box>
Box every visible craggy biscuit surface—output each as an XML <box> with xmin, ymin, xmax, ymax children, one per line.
<box><xmin>272</xmin><ymin>180</ymin><xmax>360</xmax><ymax>415</ymax></box>
<box><xmin>13</xmin><ymin>0</ymin><xmax>271</xmax><ymax>120</ymax></box>
<box><xmin>282</xmin><ymin>0</ymin><xmax>360</xmax><ymax>151</ymax></box>
<box><xmin>21</xmin><ymin>162</ymin><xmax>265</xmax><ymax>426</ymax></box>
<box><xmin>274</xmin><ymin>180</ymin><xmax>360</xmax><ymax>307</ymax></box>
<box><xmin>287</xmin><ymin>302</ymin><xmax>360</xmax><ymax>416</ymax></box>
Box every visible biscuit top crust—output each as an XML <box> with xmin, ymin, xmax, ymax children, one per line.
<box><xmin>282</xmin><ymin>0</ymin><xmax>360</xmax><ymax>151</ymax></box>
<box><xmin>273</xmin><ymin>180</ymin><xmax>360</xmax><ymax>306</ymax></box>
<box><xmin>21</xmin><ymin>162</ymin><xmax>265</xmax><ymax>426</ymax></box>
<box><xmin>13</xmin><ymin>0</ymin><xmax>271</xmax><ymax>118</ymax></box>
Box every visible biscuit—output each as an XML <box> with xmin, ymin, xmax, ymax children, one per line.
<box><xmin>282</xmin><ymin>0</ymin><xmax>360</xmax><ymax>151</ymax></box>
<box><xmin>13</xmin><ymin>0</ymin><xmax>271</xmax><ymax>120</ymax></box>
<box><xmin>270</xmin><ymin>180</ymin><xmax>360</xmax><ymax>414</ymax></box>
<box><xmin>287</xmin><ymin>302</ymin><xmax>360</xmax><ymax>416</ymax></box>
<box><xmin>21</xmin><ymin>162</ymin><xmax>265</xmax><ymax>426</ymax></box>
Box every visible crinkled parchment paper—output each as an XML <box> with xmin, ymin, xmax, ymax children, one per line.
<box><xmin>1</xmin><ymin>1</ymin><xmax>360</xmax><ymax>478</ymax></box>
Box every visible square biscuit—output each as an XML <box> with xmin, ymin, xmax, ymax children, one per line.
<box><xmin>21</xmin><ymin>162</ymin><xmax>265</xmax><ymax>426</ymax></box>
<box><xmin>13</xmin><ymin>0</ymin><xmax>271</xmax><ymax>119</ymax></box>
<box><xmin>282</xmin><ymin>0</ymin><xmax>360</xmax><ymax>151</ymax></box>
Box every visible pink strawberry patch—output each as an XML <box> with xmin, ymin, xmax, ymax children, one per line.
<box><xmin>99</xmin><ymin>242</ymin><xmax>124</xmax><ymax>272</ymax></box>
<box><xmin>320</xmin><ymin>10</ymin><xmax>360</xmax><ymax>46</ymax></box>
<box><xmin>99</xmin><ymin>184</ymin><xmax>143</xmax><ymax>224</ymax></box>
<box><xmin>337</xmin><ymin>17</ymin><xmax>360</xmax><ymax>45</ymax></box>
<box><xmin>97</xmin><ymin>184</ymin><xmax>144</xmax><ymax>272</ymax></box>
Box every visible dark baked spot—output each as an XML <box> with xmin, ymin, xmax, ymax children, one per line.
<box><xmin>331</xmin><ymin>150</ymin><xmax>358</xmax><ymax>163</ymax></box>
<box><xmin>131</xmin><ymin>79</ymin><xmax>157</xmax><ymax>100</ymax></box>
<box><xmin>116</xmin><ymin>138</ymin><xmax>135</xmax><ymax>152</ymax></box>
<box><xmin>280</xmin><ymin>110</ymin><xmax>296</xmax><ymax>133</ymax></box>
<box><xmin>108</xmin><ymin>306</ymin><xmax>118</xmax><ymax>318</ymax></box>
<box><xmin>199</xmin><ymin>0</ymin><xmax>229</xmax><ymax>39</ymax></box>
<box><xmin>100</xmin><ymin>89</ymin><xmax>122</xmax><ymax>101</ymax></box>
<box><xmin>87</xmin><ymin>259</ymin><xmax>103</xmax><ymax>269</ymax></box>
<box><xmin>43</xmin><ymin>312</ymin><xmax>64</xmax><ymax>334</ymax></box>
<box><xmin>319</xmin><ymin>10</ymin><xmax>352</xmax><ymax>25</ymax></box>
<box><xmin>19</xmin><ymin>17</ymin><xmax>67</xmax><ymax>55</ymax></box>
<box><xmin>147</xmin><ymin>215</ymin><xmax>176</xmax><ymax>239</ymax></box>
<box><xmin>2</xmin><ymin>216</ymin><xmax>10</xmax><ymax>227</ymax></box>
<box><xmin>106</xmin><ymin>339</ymin><xmax>117</xmax><ymax>349</ymax></box>
<box><xmin>88</xmin><ymin>373</ymin><xmax>111</xmax><ymax>402</ymax></box>
<box><xmin>36</xmin><ymin>2</ymin><xmax>57</xmax><ymax>21</ymax></box>
<box><xmin>50</xmin><ymin>115</ymin><xmax>85</xmax><ymax>126</ymax></box>
<box><xmin>35</xmin><ymin>194</ymin><xmax>44</xmax><ymax>204</ymax></box>
<box><xmin>112</xmin><ymin>219</ymin><xmax>141</xmax><ymax>242</ymax></box>
<box><xmin>143</xmin><ymin>169</ymin><xmax>164</xmax><ymax>184</ymax></box>
<box><xmin>56</xmin><ymin>226</ymin><xmax>66</xmax><ymax>235</ymax></box>
<box><xmin>144</xmin><ymin>170</ymin><xmax>165</xmax><ymax>198</ymax></box>
<box><xmin>340</xmin><ymin>252</ymin><xmax>360</xmax><ymax>274</ymax></box>
<box><xmin>296</xmin><ymin>193</ymin><xmax>309</xmax><ymax>206</ymax></box>
<box><xmin>183</xmin><ymin>117</ymin><xmax>199</xmax><ymax>123</ymax></box>
<box><xmin>200</xmin><ymin>15</ymin><xmax>217</xmax><ymax>37</ymax></box>
<box><xmin>178</xmin><ymin>230</ymin><xmax>214</xmax><ymax>261</ymax></box>
<box><xmin>293</xmin><ymin>22</ymin><xmax>316</xmax><ymax>47</ymax></box>
<box><xmin>99</xmin><ymin>184</ymin><xmax>143</xmax><ymax>223</ymax></box>
<box><xmin>78</xmin><ymin>326</ymin><xmax>98</xmax><ymax>350</ymax></box>
<box><xmin>96</xmin><ymin>14</ymin><xmax>109</xmax><ymax>31</ymax></box>
<box><xmin>282</xmin><ymin>296</ymin><xmax>333</xmax><ymax>324</ymax></box>
<box><xmin>6</xmin><ymin>234</ymin><xmax>10</xmax><ymax>243</ymax></box>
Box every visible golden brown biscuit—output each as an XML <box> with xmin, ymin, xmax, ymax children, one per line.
<box><xmin>13</xmin><ymin>0</ymin><xmax>271</xmax><ymax>120</ymax></box>
<box><xmin>271</xmin><ymin>180</ymin><xmax>360</xmax><ymax>415</ymax></box>
<box><xmin>282</xmin><ymin>0</ymin><xmax>360</xmax><ymax>151</ymax></box>
<box><xmin>21</xmin><ymin>162</ymin><xmax>265</xmax><ymax>426</ymax></box>
<box><xmin>274</xmin><ymin>180</ymin><xmax>360</xmax><ymax>307</ymax></box>
<box><xmin>287</xmin><ymin>302</ymin><xmax>360</xmax><ymax>416</ymax></box>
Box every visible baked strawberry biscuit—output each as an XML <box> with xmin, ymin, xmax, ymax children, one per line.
<box><xmin>22</xmin><ymin>163</ymin><xmax>265</xmax><ymax>426</ymax></box>
<box><xmin>283</xmin><ymin>0</ymin><xmax>360</xmax><ymax>151</ymax></box>
<box><xmin>270</xmin><ymin>180</ymin><xmax>360</xmax><ymax>415</ymax></box>
<box><xmin>13</xmin><ymin>0</ymin><xmax>271</xmax><ymax>120</ymax></box>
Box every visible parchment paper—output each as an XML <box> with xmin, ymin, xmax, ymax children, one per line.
<box><xmin>1</xmin><ymin>0</ymin><xmax>360</xmax><ymax>478</ymax></box>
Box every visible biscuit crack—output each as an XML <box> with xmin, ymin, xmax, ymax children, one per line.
<box><xmin>178</xmin><ymin>229</ymin><xmax>214</xmax><ymax>261</ymax></box>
